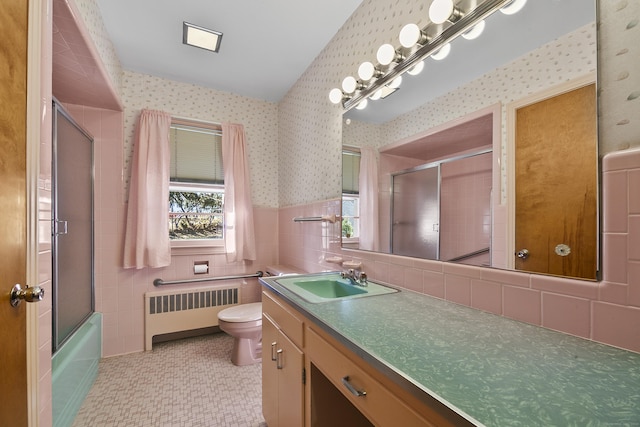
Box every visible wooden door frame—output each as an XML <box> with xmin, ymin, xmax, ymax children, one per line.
<box><xmin>505</xmin><ymin>73</ymin><xmax>597</xmax><ymax>272</ymax></box>
<box><xmin>26</xmin><ymin>0</ymin><xmax>45</xmax><ymax>424</ymax></box>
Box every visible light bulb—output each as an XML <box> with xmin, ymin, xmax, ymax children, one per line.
<box><xmin>370</xmin><ymin>89</ymin><xmax>383</xmax><ymax>100</ymax></box>
<box><xmin>399</xmin><ymin>23</ymin><xmax>426</xmax><ymax>49</ymax></box>
<box><xmin>429</xmin><ymin>0</ymin><xmax>454</xmax><ymax>24</ymax></box>
<box><xmin>388</xmin><ymin>76</ymin><xmax>402</xmax><ymax>89</ymax></box>
<box><xmin>358</xmin><ymin>62</ymin><xmax>376</xmax><ymax>81</ymax></box>
<box><xmin>329</xmin><ymin>88</ymin><xmax>343</xmax><ymax>104</ymax></box>
<box><xmin>500</xmin><ymin>0</ymin><xmax>527</xmax><ymax>15</ymax></box>
<box><xmin>430</xmin><ymin>43</ymin><xmax>451</xmax><ymax>60</ymax></box>
<box><xmin>377</xmin><ymin>44</ymin><xmax>397</xmax><ymax>66</ymax></box>
<box><xmin>407</xmin><ymin>61</ymin><xmax>424</xmax><ymax>76</ymax></box>
<box><xmin>355</xmin><ymin>99</ymin><xmax>368</xmax><ymax>110</ymax></box>
<box><xmin>462</xmin><ymin>20</ymin><xmax>485</xmax><ymax>40</ymax></box>
<box><xmin>342</xmin><ymin>76</ymin><xmax>358</xmax><ymax>94</ymax></box>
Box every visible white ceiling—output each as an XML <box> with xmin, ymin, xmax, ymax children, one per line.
<box><xmin>94</xmin><ymin>0</ymin><xmax>363</xmax><ymax>103</ymax></box>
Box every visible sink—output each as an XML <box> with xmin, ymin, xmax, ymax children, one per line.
<box><xmin>274</xmin><ymin>273</ymin><xmax>398</xmax><ymax>303</ymax></box>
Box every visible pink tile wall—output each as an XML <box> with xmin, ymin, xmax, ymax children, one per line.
<box><xmin>279</xmin><ymin>147</ymin><xmax>640</xmax><ymax>353</ymax></box>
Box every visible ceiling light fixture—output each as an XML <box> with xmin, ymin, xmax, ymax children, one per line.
<box><xmin>429</xmin><ymin>0</ymin><xmax>463</xmax><ymax>24</ymax></box>
<box><xmin>430</xmin><ymin>43</ymin><xmax>451</xmax><ymax>60</ymax></box>
<box><xmin>500</xmin><ymin>0</ymin><xmax>527</xmax><ymax>15</ymax></box>
<box><xmin>462</xmin><ymin>20</ymin><xmax>486</xmax><ymax>40</ymax></box>
<box><xmin>377</xmin><ymin>44</ymin><xmax>405</xmax><ymax>66</ymax></box>
<box><xmin>183</xmin><ymin>22</ymin><xmax>223</xmax><ymax>53</ymax></box>
<box><xmin>331</xmin><ymin>0</ymin><xmax>519</xmax><ymax>111</ymax></box>
<box><xmin>399</xmin><ymin>23</ymin><xmax>430</xmax><ymax>49</ymax></box>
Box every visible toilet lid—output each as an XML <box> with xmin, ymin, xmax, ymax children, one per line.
<box><xmin>218</xmin><ymin>302</ymin><xmax>262</xmax><ymax>322</ymax></box>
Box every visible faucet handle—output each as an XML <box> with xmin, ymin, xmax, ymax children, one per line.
<box><xmin>359</xmin><ymin>272</ymin><xmax>368</xmax><ymax>284</ymax></box>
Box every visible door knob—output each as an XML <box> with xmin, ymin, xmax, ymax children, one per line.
<box><xmin>10</xmin><ymin>284</ymin><xmax>45</xmax><ymax>307</ymax></box>
<box><xmin>516</xmin><ymin>249</ymin><xmax>530</xmax><ymax>259</ymax></box>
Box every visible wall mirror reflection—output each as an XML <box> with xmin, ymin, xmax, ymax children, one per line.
<box><xmin>340</xmin><ymin>0</ymin><xmax>598</xmax><ymax>280</ymax></box>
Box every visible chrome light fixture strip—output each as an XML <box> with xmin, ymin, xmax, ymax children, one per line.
<box><xmin>342</xmin><ymin>0</ymin><xmax>512</xmax><ymax>111</ymax></box>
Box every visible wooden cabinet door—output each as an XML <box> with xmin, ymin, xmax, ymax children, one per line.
<box><xmin>262</xmin><ymin>314</ymin><xmax>279</xmax><ymax>426</ymax></box>
<box><xmin>277</xmin><ymin>331</ymin><xmax>304</xmax><ymax>427</ymax></box>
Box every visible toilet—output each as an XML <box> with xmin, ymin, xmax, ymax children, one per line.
<box><xmin>217</xmin><ymin>265</ymin><xmax>303</xmax><ymax>366</ymax></box>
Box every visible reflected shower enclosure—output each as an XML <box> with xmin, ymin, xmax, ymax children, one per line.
<box><xmin>389</xmin><ymin>151</ymin><xmax>492</xmax><ymax>265</ymax></box>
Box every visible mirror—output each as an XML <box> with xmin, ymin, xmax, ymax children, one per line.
<box><xmin>341</xmin><ymin>0</ymin><xmax>598</xmax><ymax>279</ymax></box>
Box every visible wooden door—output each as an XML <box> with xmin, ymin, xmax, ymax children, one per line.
<box><xmin>514</xmin><ymin>83</ymin><xmax>597</xmax><ymax>279</ymax></box>
<box><xmin>0</xmin><ymin>1</ymin><xmax>30</xmax><ymax>425</ymax></box>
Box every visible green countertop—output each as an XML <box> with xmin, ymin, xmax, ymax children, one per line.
<box><xmin>260</xmin><ymin>272</ymin><xmax>640</xmax><ymax>426</ymax></box>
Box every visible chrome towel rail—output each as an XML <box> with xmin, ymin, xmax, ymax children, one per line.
<box><xmin>153</xmin><ymin>271</ymin><xmax>263</xmax><ymax>287</ymax></box>
<box><xmin>293</xmin><ymin>214</ymin><xmax>338</xmax><ymax>223</ymax></box>
<box><xmin>446</xmin><ymin>248</ymin><xmax>490</xmax><ymax>263</ymax></box>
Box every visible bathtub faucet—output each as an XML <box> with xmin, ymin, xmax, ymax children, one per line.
<box><xmin>341</xmin><ymin>269</ymin><xmax>368</xmax><ymax>287</ymax></box>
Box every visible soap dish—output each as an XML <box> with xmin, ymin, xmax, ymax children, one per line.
<box><xmin>325</xmin><ymin>257</ymin><xmax>343</xmax><ymax>264</ymax></box>
<box><xmin>342</xmin><ymin>260</ymin><xmax>362</xmax><ymax>269</ymax></box>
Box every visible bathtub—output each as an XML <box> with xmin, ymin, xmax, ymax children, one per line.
<box><xmin>52</xmin><ymin>312</ymin><xmax>102</xmax><ymax>427</ymax></box>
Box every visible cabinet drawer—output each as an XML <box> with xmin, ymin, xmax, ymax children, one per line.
<box><xmin>262</xmin><ymin>290</ymin><xmax>304</xmax><ymax>348</ymax></box>
<box><xmin>307</xmin><ymin>327</ymin><xmax>434</xmax><ymax>427</ymax></box>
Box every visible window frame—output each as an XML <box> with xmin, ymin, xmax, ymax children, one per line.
<box><xmin>168</xmin><ymin>119</ymin><xmax>225</xmax><ymax>252</ymax></box>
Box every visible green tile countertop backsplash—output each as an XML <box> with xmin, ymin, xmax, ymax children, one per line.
<box><xmin>260</xmin><ymin>273</ymin><xmax>640</xmax><ymax>426</ymax></box>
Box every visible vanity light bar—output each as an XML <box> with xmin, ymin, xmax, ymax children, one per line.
<box><xmin>339</xmin><ymin>0</ymin><xmax>515</xmax><ymax>111</ymax></box>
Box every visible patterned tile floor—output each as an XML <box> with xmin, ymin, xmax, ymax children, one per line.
<box><xmin>72</xmin><ymin>333</ymin><xmax>266</xmax><ymax>427</ymax></box>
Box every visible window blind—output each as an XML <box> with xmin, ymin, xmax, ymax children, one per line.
<box><xmin>342</xmin><ymin>151</ymin><xmax>360</xmax><ymax>194</ymax></box>
<box><xmin>170</xmin><ymin>124</ymin><xmax>223</xmax><ymax>184</ymax></box>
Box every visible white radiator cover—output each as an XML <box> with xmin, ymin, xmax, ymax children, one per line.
<box><xmin>144</xmin><ymin>285</ymin><xmax>240</xmax><ymax>350</ymax></box>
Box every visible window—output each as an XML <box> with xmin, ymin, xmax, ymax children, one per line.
<box><xmin>169</xmin><ymin>121</ymin><xmax>224</xmax><ymax>247</ymax></box>
<box><xmin>342</xmin><ymin>150</ymin><xmax>361</xmax><ymax>240</ymax></box>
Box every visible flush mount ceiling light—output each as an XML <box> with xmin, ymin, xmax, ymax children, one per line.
<box><xmin>183</xmin><ymin>22</ymin><xmax>223</xmax><ymax>52</ymax></box>
<box><xmin>331</xmin><ymin>0</ymin><xmax>521</xmax><ymax>111</ymax></box>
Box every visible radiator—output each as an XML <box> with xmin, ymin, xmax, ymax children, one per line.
<box><xmin>144</xmin><ymin>285</ymin><xmax>239</xmax><ymax>350</ymax></box>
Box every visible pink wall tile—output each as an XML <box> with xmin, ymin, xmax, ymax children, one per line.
<box><xmin>403</xmin><ymin>268</ymin><xmax>424</xmax><ymax>293</ymax></box>
<box><xmin>542</xmin><ymin>293</ymin><xmax>591</xmax><ymax>338</ymax></box>
<box><xmin>628</xmin><ymin>262</ymin><xmax>640</xmax><ymax>307</ymax></box>
<box><xmin>423</xmin><ymin>271</ymin><xmax>445</xmax><ymax>298</ymax></box>
<box><xmin>602</xmin><ymin>233</ymin><xmax>628</xmax><ymax>284</ymax></box>
<box><xmin>592</xmin><ymin>302</ymin><xmax>640</xmax><ymax>352</ymax></box>
<box><xmin>445</xmin><ymin>275</ymin><xmax>472</xmax><ymax>305</ymax></box>
<box><xmin>602</xmin><ymin>170</ymin><xmax>628</xmax><ymax>233</ymax></box>
<box><xmin>471</xmin><ymin>279</ymin><xmax>502</xmax><ymax>315</ymax></box>
<box><xmin>629</xmin><ymin>215</ymin><xmax>640</xmax><ymax>260</ymax></box>
<box><xmin>503</xmin><ymin>286</ymin><xmax>541</xmax><ymax>325</ymax></box>
<box><xmin>531</xmin><ymin>274</ymin><xmax>599</xmax><ymax>300</ymax></box>
<box><xmin>629</xmin><ymin>169</ymin><xmax>640</xmax><ymax>214</ymax></box>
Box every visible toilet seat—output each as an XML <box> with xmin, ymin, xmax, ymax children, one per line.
<box><xmin>218</xmin><ymin>302</ymin><xmax>262</xmax><ymax>323</ymax></box>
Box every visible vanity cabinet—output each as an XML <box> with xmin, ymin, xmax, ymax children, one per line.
<box><xmin>262</xmin><ymin>291</ymin><xmax>305</xmax><ymax>427</ymax></box>
<box><xmin>262</xmin><ymin>289</ymin><xmax>468</xmax><ymax>427</ymax></box>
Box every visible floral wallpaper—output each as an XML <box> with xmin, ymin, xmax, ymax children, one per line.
<box><xmin>73</xmin><ymin>0</ymin><xmax>122</xmax><ymax>95</ymax></box>
<box><xmin>121</xmin><ymin>71</ymin><xmax>280</xmax><ymax>208</ymax></box>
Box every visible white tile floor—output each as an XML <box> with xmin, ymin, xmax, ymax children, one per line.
<box><xmin>72</xmin><ymin>333</ymin><xmax>266</xmax><ymax>427</ymax></box>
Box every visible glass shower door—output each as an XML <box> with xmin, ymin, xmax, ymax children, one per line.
<box><xmin>52</xmin><ymin>101</ymin><xmax>94</xmax><ymax>352</ymax></box>
<box><xmin>391</xmin><ymin>165</ymin><xmax>440</xmax><ymax>259</ymax></box>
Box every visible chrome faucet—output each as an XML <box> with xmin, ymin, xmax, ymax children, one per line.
<box><xmin>341</xmin><ymin>269</ymin><xmax>368</xmax><ymax>287</ymax></box>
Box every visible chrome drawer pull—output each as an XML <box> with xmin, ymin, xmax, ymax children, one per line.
<box><xmin>276</xmin><ymin>349</ymin><xmax>284</xmax><ymax>369</ymax></box>
<box><xmin>271</xmin><ymin>342</ymin><xmax>277</xmax><ymax>361</ymax></box>
<box><xmin>342</xmin><ymin>376</ymin><xmax>366</xmax><ymax>397</ymax></box>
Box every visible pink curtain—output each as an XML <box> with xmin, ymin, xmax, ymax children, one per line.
<box><xmin>221</xmin><ymin>123</ymin><xmax>257</xmax><ymax>262</ymax></box>
<box><xmin>359</xmin><ymin>147</ymin><xmax>379</xmax><ymax>251</ymax></box>
<box><xmin>123</xmin><ymin>110</ymin><xmax>172</xmax><ymax>269</ymax></box>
